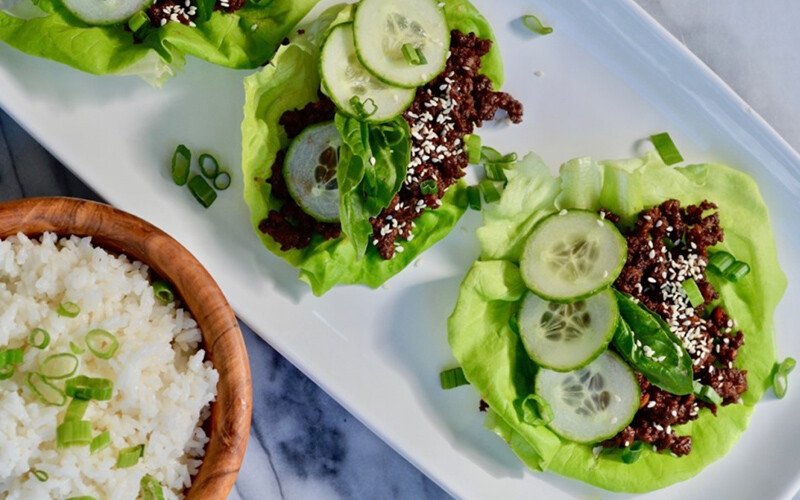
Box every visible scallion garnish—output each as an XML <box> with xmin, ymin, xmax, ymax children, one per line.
<box><xmin>439</xmin><ymin>367</ymin><xmax>469</xmax><ymax>389</ymax></box>
<box><xmin>65</xmin><ymin>496</ymin><xmax>97</xmax><ymax>500</ymax></box>
<box><xmin>420</xmin><ymin>179</ymin><xmax>438</xmax><ymax>196</ymax></box>
<box><xmin>213</xmin><ymin>171</ymin><xmax>232</xmax><ymax>190</ymax></box>
<box><xmin>198</xmin><ymin>153</ymin><xmax>220</xmax><ymax>179</ymax></box>
<box><xmin>140</xmin><ymin>474</ymin><xmax>165</xmax><ymax>500</ymax></box>
<box><xmin>466</xmin><ymin>186</ymin><xmax>482</xmax><ymax>211</ymax></box>
<box><xmin>57</xmin><ymin>301</ymin><xmax>80</xmax><ymax>318</ymax></box>
<box><xmin>69</xmin><ymin>341</ymin><xmax>85</xmax><ymax>355</ymax></box>
<box><xmin>188</xmin><ymin>175</ymin><xmax>217</xmax><ymax>209</ymax></box>
<box><xmin>26</xmin><ymin>372</ymin><xmax>67</xmax><ymax>406</ymax></box>
<box><xmin>707</xmin><ymin>251</ymin><xmax>736</xmax><ymax>274</ymax></box>
<box><xmin>693</xmin><ymin>380</ymin><xmax>723</xmax><ymax>405</ymax></box>
<box><xmin>171</xmin><ymin>145</ymin><xmax>191</xmax><ymax>186</ymax></box>
<box><xmin>64</xmin><ymin>398</ymin><xmax>90</xmax><ymax>421</ymax></box>
<box><xmin>90</xmin><ymin>430</ymin><xmax>111</xmax><ymax>454</ymax></box>
<box><xmin>40</xmin><ymin>352</ymin><xmax>79</xmax><ymax>379</ymax></box>
<box><xmin>65</xmin><ymin>375</ymin><xmax>114</xmax><ymax>401</ymax></box>
<box><xmin>0</xmin><ymin>365</ymin><xmax>14</xmax><ymax>380</ymax></box>
<box><xmin>680</xmin><ymin>278</ymin><xmax>704</xmax><ymax>308</ymax></box>
<box><xmin>116</xmin><ymin>444</ymin><xmax>145</xmax><ymax>468</ymax></box>
<box><xmin>621</xmin><ymin>441</ymin><xmax>644</xmax><ymax>464</ymax></box>
<box><xmin>479</xmin><ymin>179</ymin><xmax>502</xmax><ymax>203</ymax></box>
<box><xmin>773</xmin><ymin>357</ymin><xmax>796</xmax><ymax>399</ymax></box>
<box><xmin>485</xmin><ymin>163</ymin><xmax>507</xmax><ymax>183</ymax></box>
<box><xmin>349</xmin><ymin>96</ymin><xmax>378</xmax><ymax>119</ymax></box>
<box><xmin>650</xmin><ymin>132</ymin><xmax>683</xmax><ymax>165</ymax></box>
<box><xmin>521</xmin><ymin>14</ymin><xmax>553</xmax><ymax>35</ymax></box>
<box><xmin>127</xmin><ymin>11</ymin><xmax>149</xmax><ymax>33</ymax></box>
<box><xmin>28</xmin><ymin>328</ymin><xmax>50</xmax><ymax>350</ymax></box>
<box><xmin>724</xmin><ymin>261</ymin><xmax>750</xmax><ymax>282</ymax></box>
<box><xmin>31</xmin><ymin>468</ymin><xmax>49</xmax><ymax>482</ymax></box>
<box><xmin>481</xmin><ymin>147</ymin><xmax>517</xmax><ymax>164</ymax></box>
<box><xmin>0</xmin><ymin>347</ymin><xmax>23</xmax><ymax>367</ymax></box>
<box><xmin>465</xmin><ymin>134</ymin><xmax>482</xmax><ymax>164</ymax></box>
<box><xmin>152</xmin><ymin>280</ymin><xmax>175</xmax><ymax>305</ymax></box>
<box><xmin>57</xmin><ymin>419</ymin><xmax>92</xmax><ymax>448</ymax></box>
<box><xmin>401</xmin><ymin>43</ymin><xmax>427</xmax><ymax>65</ymax></box>
<box><xmin>85</xmin><ymin>329</ymin><xmax>119</xmax><ymax>360</ymax></box>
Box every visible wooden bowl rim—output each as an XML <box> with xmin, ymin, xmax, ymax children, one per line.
<box><xmin>0</xmin><ymin>197</ymin><xmax>252</xmax><ymax>499</ymax></box>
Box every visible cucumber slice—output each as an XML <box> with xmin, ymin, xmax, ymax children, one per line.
<box><xmin>519</xmin><ymin>289</ymin><xmax>618</xmax><ymax>372</ymax></box>
<box><xmin>284</xmin><ymin>122</ymin><xmax>342</xmax><ymax>222</ymax></box>
<box><xmin>520</xmin><ymin>210</ymin><xmax>627</xmax><ymax>302</ymax></box>
<box><xmin>536</xmin><ymin>351</ymin><xmax>640</xmax><ymax>443</ymax></box>
<box><xmin>320</xmin><ymin>23</ymin><xmax>416</xmax><ymax>123</ymax></box>
<box><xmin>353</xmin><ymin>0</ymin><xmax>449</xmax><ymax>88</ymax></box>
<box><xmin>61</xmin><ymin>0</ymin><xmax>150</xmax><ymax>25</ymax></box>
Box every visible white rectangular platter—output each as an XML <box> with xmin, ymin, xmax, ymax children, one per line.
<box><xmin>1</xmin><ymin>0</ymin><xmax>799</xmax><ymax>498</ymax></box>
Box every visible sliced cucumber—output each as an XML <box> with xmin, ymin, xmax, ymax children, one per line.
<box><xmin>320</xmin><ymin>23</ymin><xmax>416</xmax><ymax>123</ymax></box>
<box><xmin>535</xmin><ymin>351</ymin><xmax>640</xmax><ymax>443</ymax></box>
<box><xmin>520</xmin><ymin>210</ymin><xmax>627</xmax><ymax>302</ymax></box>
<box><xmin>519</xmin><ymin>288</ymin><xmax>618</xmax><ymax>372</ymax></box>
<box><xmin>284</xmin><ymin>122</ymin><xmax>342</xmax><ymax>222</ymax></box>
<box><xmin>61</xmin><ymin>0</ymin><xmax>150</xmax><ymax>25</ymax></box>
<box><xmin>353</xmin><ymin>0</ymin><xmax>449</xmax><ymax>88</ymax></box>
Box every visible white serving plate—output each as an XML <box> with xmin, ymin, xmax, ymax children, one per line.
<box><xmin>1</xmin><ymin>1</ymin><xmax>798</xmax><ymax>498</ymax></box>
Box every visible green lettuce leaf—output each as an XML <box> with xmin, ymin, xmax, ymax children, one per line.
<box><xmin>241</xmin><ymin>0</ymin><xmax>504</xmax><ymax>295</ymax></box>
<box><xmin>449</xmin><ymin>152</ymin><xmax>786</xmax><ymax>492</ymax></box>
<box><xmin>0</xmin><ymin>0</ymin><xmax>316</xmax><ymax>84</ymax></box>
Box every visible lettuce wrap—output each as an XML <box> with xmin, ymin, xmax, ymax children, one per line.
<box><xmin>0</xmin><ymin>0</ymin><xmax>317</xmax><ymax>84</ymax></box>
<box><xmin>447</xmin><ymin>152</ymin><xmax>786</xmax><ymax>492</ymax></box>
<box><xmin>241</xmin><ymin>0</ymin><xmax>504</xmax><ymax>295</ymax></box>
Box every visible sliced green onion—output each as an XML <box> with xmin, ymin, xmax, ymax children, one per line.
<box><xmin>439</xmin><ymin>367</ymin><xmax>469</xmax><ymax>389</ymax></box>
<box><xmin>621</xmin><ymin>441</ymin><xmax>644</xmax><ymax>464</ymax></box>
<box><xmin>65</xmin><ymin>376</ymin><xmax>114</xmax><ymax>401</ymax></box>
<box><xmin>465</xmin><ymin>134</ymin><xmax>482</xmax><ymax>164</ymax></box>
<box><xmin>693</xmin><ymin>380</ymin><xmax>723</xmax><ymax>405</ymax></box>
<box><xmin>28</xmin><ymin>328</ymin><xmax>50</xmax><ymax>349</ymax></box>
<box><xmin>171</xmin><ymin>145</ymin><xmax>191</xmax><ymax>186</ymax></box>
<box><xmin>0</xmin><ymin>364</ymin><xmax>14</xmax><ymax>380</ymax></box>
<box><xmin>773</xmin><ymin>357</ymin><xmax>796</xmax><ymax>399</ymax></box>
<box><xmin>198</xmin><ymin>153</ymin><xmax>220</xmax><ymax>179</ymax></box>
<box><xmin>420</xmin><ymin>179</ymin><xmax>438</xmax><ymax>196</ymax></box>
<box><xmin>152</xmin><ymin>280</ymin><xmax>175</xmax><ymax>305</ymax></box>
<box><xmin>26</xmin><ymin>372</ymin><xmax>67</xmax><ymax>406</ymax></box>
<box><xmin>40</xmin><ymin>352</ymin><xmax>79</xmax><ymax>379</ymax></box>
<box><xmin>479</xmin><ymin>179</ymin><xmax>502</xmax><ymax>203</ymax></box>
<box><xmin>650</xmin><ymin>132</ymin><xmax>683</xmax><ymax>165</ymax></box>
<box><xmin>64</xmin><ymin>398</ymin><xmax>90</xmax><ymax>421</ymax></box>
<box><xmin>57</xmin><ymin>419</ymin><xmax>92</xmax><ymax>448</ymax></box>
<box><xmin>31</xmin><ymin>469</ymin><xmax>49</xmax><ymax>482</ymax></box>
<box><xmin>513</xmin><ymin>394</ymin><xmax>553</xmax><ymax>426</ymax></box>
<box><xmin>213</xmin><ymin>171</ymin><xmax>232</xmax><ymax>191</ymax></box>
<box><xmin>485</xmin><ymin>163</ymin><xmax>507</xmax><ymax>182</ymax></box>
<box><xmin>0</xmin><ymin>347</ymin><xmax>23</xmax><ymax>367</ymax></box>
<box><xmin>466</xmin><ymin>186</ymin><xmax>482</xmax><ymax>211</ymax></box>
<box><xmin>188</xmin><ymin>175</ymin><xmax>217</xmax><ymax>209</ymax></box>
<box><xmin>707</xmin><ymin>251</ymin><xmax>736</xmax><ymax>274</ymax></box>
<box><xmin>116</xmin><ymin>444</ymin><xmax>145</xmax><ymax>468</ymax></box>
<box><xmin>680</xmin><ymin>278</ymin><xmax>704</xmax><ymax>308</ymax></box>
<box><xmin>70</xmin><ymin>341</ymin><xmax>85</xmax><ymax>355</ymax></box>
<box><xmin>140</xmin><ymin>474</ymin><xmax>165</xmax><ymax>500</ymax></box>
<box><xmin>65</xmin><ymin>497</ymin><xmax>96</xmax><ymax>500</ymax></box>
<box><xmin>401</xmin><ymin>43</ymin><xmax>427</xmax><ymax>65</ymax></box>
<box><xmin>724</xmin><ymin>261</ymin><xmax>750</xmax><ymax>282</ymax></box>
<box><xmin>90</xmin><ymin>430</ymin><xmax>111</xmax><ymax>454</ymax></box>
<box><xmin>127</xmin><ymin>11</ymin><xmax>149</xmax><ymax>33</ymax></box>
<box><xmin>349</xmin><ymin>96</ymin><xmax>378</xmax><ymax>119</ymax></box>
<box><xmin>521</xmin><ymin>14</ymin><xmax>553</xmax><ymax>35</ymax></box>
<box><xmin>57</xmin><ymin>301</ymin><xmax>81</xmax><ymax>318</ymax></box>
<box><xmin>481</xmin><ymin>147</ymin><xmax>517</xmax><ymax>164</ymax></box>
<box><xmin>85</xmin><ymin>329</ymin><xmax>119</xmax><ymax>360</ymax></box>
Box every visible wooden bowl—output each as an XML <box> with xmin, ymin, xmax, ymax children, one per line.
<box><xmin>0</xmin><ymin>197</ymin><xmax>252</xmax><ymax>499</ymax></box>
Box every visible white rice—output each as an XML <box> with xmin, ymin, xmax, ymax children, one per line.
<box><xmin>0</xmin><ymin>233</ymin><xmax>218</xmax><ymax>499</ymax></box>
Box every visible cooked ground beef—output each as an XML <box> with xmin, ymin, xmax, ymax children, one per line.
<box><xmin>604</xmin><ymin>199</ymin><xmax>747</xmax><ymax>456</ymax></box>
<box><xmin>147</xmin><ymin>0</ymin><xmax>243</xmax><ymax>29</ymax></box>
<box><xmin>257</xmin><ymin>30</ymin><xmax>523</xmax><ymax>256</ymax></box>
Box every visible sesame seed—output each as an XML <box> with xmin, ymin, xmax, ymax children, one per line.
<box><xmin>559</xmin><ymin>209</ymin><xmax>568</xmax><ymax>216</ymax></box>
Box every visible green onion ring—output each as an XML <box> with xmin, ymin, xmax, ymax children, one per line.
<box><xmin>65</xmin><ymin>375</ymin><xmax>114</xmax><ymax>401</ymax></box>
<box><xmin>85</xmin><ymin>329</ymin><xmax>119</xmax><ymax>360</ymax></box>
<box><xmin>0</xmin><ymin>364</ymin><xmax>14</xmax><ymax>380</ymax></box>
<box><xmin>40</xmin><ymin>352</ymin><xmax>80</xmax><ymax>379</ymax></box>
<box><xmin>31</xmin><ymin>469</ymin><xmax>49</xmax><ymax>482</ymax></box>
<box><xmin>27</xmin><ymin>373</ymin><xmax>67</xmax><ymax>406</ymax></box>
<box><xmin>152</xmin><ymin>280</ymin><xmax>175</xmax><ymax>305</ymax></box>
<box><xmin>140</xmin><ymin>474</ymin><xmax>165</xmax><ymax>500</ymax></box>
<box><xmin>57</xmin><ymin>301</ymin><xmax>81</xmax><ymax>318</ymax></box>
<box><xmin>188</xmin><ymin>175</ymin><xmax>217</xmax><ymax>209</ymax></box>
<box><xmin>0</xmin><ymin>347</ymin><xmax>23</xmax><ymax>367</ymax></box>
<box><xmin>28</xmin><ymin>328</ymin><xmax>51</xmax><ymax>349</ymax></box>
<box><xmin>90</xmin><ymin>430</ymin><xmax>111</xmax><ymax>454</ymax></box>
<box><xmin>465</xmin><ymin>134</ymin><xmax>482</xmax><ymax>164</ymax></box>
<box><xmin>213</xmin><ymin>171</ymin><xmax>232</xmax><ymax>191</ymax></box>
<box><xmin>116</xmin><ymin>444</ymin><xmax>145</xmax><ymax>468</ymax></box>
<box><xmin>521</xmin><ymin>14</ymin><xmax>553</xmax><ymax>35</ymax></box>
<box><xmin>439</xmin><ymin>367</ymin><xmax>469</xmax><ymax>390</ymax></box>
<box><xmin>198</xmin><ymin>153</ymin><xmax>220</xmax><ymax>179</ymax></box>
<box><xmin>57</xmin><ymin>420</ymin><xmax>93</xmax><ymax>448</ymax></box>
<box><xmin>650</xmin><ymin>132</ymin><xmax>684</xmax><ymax>165</ymax></box>
<box><xmin>171</xmin><ymin>145</ymin><xmax>191</xmax><ymax>186</ymax></box>
<box><xmin>64</xmin><ymin>398</ymin><xmax>90</xmax><ymax>421</ymax></box>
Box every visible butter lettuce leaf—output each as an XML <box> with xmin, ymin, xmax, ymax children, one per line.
<box><xmin>449</xmin><ymin>152</ymin><xmax>786</xmax><ymax>492</ymax></box>
<box><xmin>241</xmin><ymin>0</ymin><xmax>503</xmax><ymax>295</ymax></box>
<box><xmin>0</xmin><ymin>0</ymin><xmax>316</xmax><ymax>84</ymax></box>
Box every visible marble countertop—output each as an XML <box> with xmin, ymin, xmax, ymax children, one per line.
<box><xmin>1</xmin><ymin>1</ymin><xmax>798</xmax><ymax>498</ymax></box>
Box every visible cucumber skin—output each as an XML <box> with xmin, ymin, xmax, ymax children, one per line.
<box><xmin>319</xmin><ymin>23</ymin><xmax>416</xmax><ymax>123</ymax></box>
<box><xmin>351</xmin><ymin>0</ymin><xmax>449</xmax><ymax>89</ymax></box>
<box><xmin>520</xmin><ymin>209</ymin><xmax>628</xmax><ymax>303</ymax></box>
<box><xmin>519</xmin><ymin>289</ymin><xmax>619</xmax><ymax>373</ymax></box>
<box><xmin>535</xmin><ymin>350</ymin><xmax>641</xmax><ymax>444</ymax></box>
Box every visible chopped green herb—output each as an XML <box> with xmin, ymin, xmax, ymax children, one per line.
<box><xmin>621</xmin><ymin>441</ymin><xmax>644</xmax><ymax>464</ymax></box>
<box><xmin>28</xmin><ymin>328</ymin><xmax>50</xmax><ymax>349</ymax></box>
<box><xmin>188</xmin><ymin>175</ymin><xmax>217</xmax><ymax>208</ymax></box>
<box><xmin>171</xmin><ymin>145</ymin><xmax>191</xmax><ymax>186</ymax></box>
<box><xmin>64</xmin><ymin>398</ymin><xmax>90</xmax><ymax>422</ymax></box>
<box><xmin>420</xmin><ymin>179</ymin><xmax>438</xmax><ymax>195</ymax></box>
<box><xmin>348</xmin><ymin>96</ymin><xmax>378</xmax><ymax>119</ymax></box>
<box><xmin>31</xmin><ymin>468</ymin><xmax>49</xmax><ymax>482</ymax></box>
<box><xmin>152</xmin><ymin>280</ymin><xmax>175</xmax><ymax>305</ymax></box>
<box><xmin>40</xmin><ymin>352</ymin><xmax>79</xmax><ymax>379</ymax></box>
<box><xmin>140</xmin><ymin>474</ymin><xmax>165</xmax><ymax>500</ymax></box>
<box><xmin>214</xmin><ymin>171</ymin><xmax>232</xmax><ymax>190</ymax></box>
<box><xmin>0</xmin><ymin>347</ymin><xmax>23</xmax><ymax>367</ymax></box>
<box><xmin>724</xmin><ymin>261</ymin><xmax>750</xmax><ymax>282</ymax></box>
<box><xmin>465</xmin><ymin>134</ymin><xmax>482</xmax><ymax>164</ymax></box>
<box><xmin>773</xmin><ymin>357</ymin><xmax>796</xmax><ymax>399</ymax></box>
<box><xmin>57</xmin><ymin>301</ymin><xmax>80</xmax><ymax>318</ymax></box>
<box><xmin>56</xmin><ymin>420</ymin><xmax>93</xmax><ymax>448</ymax></box>
<box><xmin>521</xmin><ymin>14</ymin><xmax>553</xmax><ymax>35</ymax></box>
<box><xmin>127</xmin><ymin>11</ymin><xmax>149</xmax><ymax>34</ymax></box>
<box><xmin>707</xmin><ymin>251</ymin><xmax>736</xmax><ymax>275</ymax></box>
<box><xmin>65</xmin><ymin>376</ymin><xmax>114</xmax><ymax>401</ymax></box>
<box><xmin>485</xmin><ymin>163</ymin><xmax>507</xmax><ymax>183</ymax></box>
<box><xmin>198</xmin><ymin>153</ymin><xmax>220</xmax><ymax>179</ymax></box>
<box><xmin>401</xmin><ymin>43</ymin><xmax>427</xmax><ymax>65</ymax></box>
<box><xmin>479</xmin><ymin>179</ymin><xmax>502</xmax><ymax>203</ymax></box>
<box><xmin>466</xmin><ymin>186</ymin><xmax>482</xmax><ymax>211</ymax></box>
<box><xmin>650</xmin><ymin>132</ymin><xmax>683</xmax><ymax>165</ymax></box>
<box><xmin>680</xmin><ymin>278</ymin><xmax>704</xmax><ymax>308</ymax></box>
<box><xmin>116</xmin><ymin>444</ymin><xmax>145</xmax><ymax>468</ymax></box>
<box><xmin>27</xmin><ymin>373</ymin><xmax>66</xmax><ymax>406</ymax></box>
<box><xmin>85</xmin><ymin>329</ymin><xmax>119</xmax><ymax>360</ymax></box>
<box><xmin>693</xmin><ymin>380</ymin><xmax>723</xmax><ymax>405</ymax></box>
<box><xmin>90</xmin><ymin>430</ymin><xmax>111</xmax><ymax>455</ymax></box>
<box><xmin>439</xmin><ymin>367</ymin><xmax>469</xmax><ymax>389</ymax></box>
<box><xmin>69</xmin><ymin>341</ymin><xmax>85</xmax><ymax>355</ymax></box>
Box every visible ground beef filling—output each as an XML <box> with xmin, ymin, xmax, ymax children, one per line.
<box><xmin>603</xmin><ymin>199</ymin><xmax>747</xmax><ymax>457</ymax></box>
<box><xmin>148</xmin><ymin>0</ymin><xmax>244</xmax><ymax>28</ymax></box>
<box><xmin>257</xmin><ymin>30</ymin><xmax>523</xmax><ymax>257</ymax></box>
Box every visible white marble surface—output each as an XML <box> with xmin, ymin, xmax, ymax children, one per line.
<box><xmin>1</xmin><ymin>1</ymin><xmax>799</xmax><ymax>498</ymax></box>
